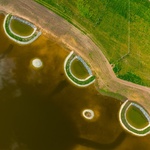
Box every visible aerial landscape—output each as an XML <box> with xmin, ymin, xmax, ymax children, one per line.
<box><xmin>0</xmin><ymin>0</ymin><xmax>150</xmax><ymax>149</ymax></box>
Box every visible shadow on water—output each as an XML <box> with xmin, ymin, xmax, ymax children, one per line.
<box><xmin>0</xmin><ymin>89</ymin><xmax>79</xmax><ymax>150</ymax></box>
<box><xmin>0</xmin><ymin>44</ymin><xmax>13</xmax><ymax>59</ymax></box>
<box><xmin>8</xmin><ymin>91</ymin><xmax>79</xmax><ymax>150</ymax></box>
<box><xmin>51</xmin><ymin>79</ymin><xmax>68</xmax><ymax>96</ymax></box>
<box><xmin>76</xmin><ymin>131</ymin><xmax>126</xmax><ymax>150</ymax></box>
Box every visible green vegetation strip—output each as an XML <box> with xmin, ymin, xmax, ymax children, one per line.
<box><xmin>35</xmin><ymin>0</ymin><xmax>150</xmax><ymax>87</ymax></box>
<box><xmin>10</xmin><ymin>18</ymin><xmax>34</xmax><ymax>36</ymax></box>
<box><xmin>119</xmin><ymin>101</ymin><xmax>150</xmax><ymax>136</ymax></box>
<box><xmin>99</xmin><ymin>89</ymin><xmax>126</xmax><ymax>101</ymax></box>
<box><xmin>4</xmin><ymin>14</ymin><xmax>41</xmax><ymax>44</ymax></box>
<box><xmin>64</xmin><ymin>52</ymin><xmax>95</xmax><ymax>87</ymax></box>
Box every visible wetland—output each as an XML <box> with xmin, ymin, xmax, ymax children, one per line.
<box><xmin>0</xmin><ymin>12</ymin><xmax>150</xmax><ymax>150</ymax></box>
<box><xmin>126</xmin><ymin>105</ymin><xmax>149</xmax><ymax>129</ymax></box>
<box><xmin>70</xmin><ymin>58</ymin><xmax>89</xmax><ymax>79</ymax></box>
<box><xmin>10</xmin><ymin>18</ymin><xmax>34</xmax><ymax>36</ymax></box>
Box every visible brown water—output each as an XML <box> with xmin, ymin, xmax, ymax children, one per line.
<box><xmin>10</xmin><ymin>18</ymin><xmax>34</xmax><ymax>36</ymax></box>
<box><xmin>71</xmin><ymin>58</ymin><xmax>89</xmax><ymax>79</ymax></box>
<box><xmin>126</xmin><ymin>105</ymin><xmax>149</xmax><ymax>129</ymax></box>
<box><xmin>1</xmin><ymin>13</ymin><xmax>150</xmax><ymax>150</ymax></box>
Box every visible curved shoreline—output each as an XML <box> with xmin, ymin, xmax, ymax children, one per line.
<box><xmin>125</xmin><ymin>103</ymin><xmax>149</xmax><ymax>131</ymax></box>
<box><xmin>69</xmin><ymin>57</ymin><xmax>93</xmax><ymax>81</ymax></box>
<box><xmin>3</xmin><ymin>14</ymin><xmax>41</xmax><ymax>45</ymax></box>
<box><xmin>64</xmin><ymin>51</ymin><xmax>95</xmax><ymax>87</ymax></box>
<box><xmin>0</xmin><ymin>0</ymin><xmax>150</xmax><ymax>114</ymax></box>
<box><xmin>119</xmin><ymin>100</ymin><xmax>150</xmax><ymax>136</ymax></box>
<box><xmin>9</xmin><ymin>15</ymin><xmax>37</xmax><ymax>38</ymax></box>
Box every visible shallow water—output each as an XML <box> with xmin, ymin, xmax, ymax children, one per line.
<box><xmin>1</xmin><ymin>13</ymin><xmax>150</xmax><ymax>150</ymax></box>
<box><xmin>10</xmin><ymin>18</ymin><xmax>34</xmax><ymax>36</ymax></box>
<box><xmin>126</xmin><ymin>105</ymin><xmax>149</xmax><ymax>129</ymax></box>
<box><xmin>71</xmin><ymin>58</ymin><xmax>89</xmax><ymax>79</ymax></box>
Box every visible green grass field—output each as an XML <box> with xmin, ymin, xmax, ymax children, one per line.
<box><xmin>35</xmin><ymin>0</ymin><xmax>150</xmax><ymax>87</ymax></box>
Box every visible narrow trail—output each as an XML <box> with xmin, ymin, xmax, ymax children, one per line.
<box><xmin>0</xmin><ymin>0</ymin><xmax>150</xmax><ymax>114</ymax></box>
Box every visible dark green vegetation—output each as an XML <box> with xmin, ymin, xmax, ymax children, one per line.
<box><xmin>5</xmin><ymin>14</ymin><xmax>38</xmax><ymax>42</ymax></box>
<box><xmin>35</xmin><ymin>0</ymin><xmax>150</xmax><ymax>86</ymax></box>
<box><xmin>126</xmin><ymin>105</ymin><xmax>149</xmax><ymax>129</ymax></box>
<box><xmin>10</xmin><ymin>18</ymin><xmax>34</xmax><ymax>36</ymax></box>
<box><xmin>65</xmin><ymin>53</ymin><xmax>95</xmax><ymax>86</ymax></box>
<box><xmin>120</xmin><ymin>101</ymin><xmax>150</xmax><ymax>135</ymax></box>
<box><xmin>118</xmin><ymin>72</ymin><xmax>145</xmax><ymax>85</ymax></box>
<box><xmin>70</xmin><ymin>58</ymin><xmax>89</xmax><ymax>79</ymax></box>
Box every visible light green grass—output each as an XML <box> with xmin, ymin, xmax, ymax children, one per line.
<box><xmin>35</xmin><ymin>0</ymin><xmax>150</xmax><ymax>87</ymax></box>
<box><xmin>99</xmin><ymin>89</ymin><xmax>126</xmax><ymax>101</ymax></box>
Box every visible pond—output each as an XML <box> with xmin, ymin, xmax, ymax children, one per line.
<box><xmin>10</xmin><ymin>18</ymin><xmax>34</xmax><ymax>36</ymax></box>
<box><xmin>71</xmin><ymin>58</ymin><xmax>89</xmax><ymax>79</ymax></box>
<box><xmin>126</xmin><ymin>105</ymin><xmax>149</xmax><ymax>129</ymax></box>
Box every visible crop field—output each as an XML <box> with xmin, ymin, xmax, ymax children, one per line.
<box><xmin>35</xmin><ymin>0</ymin><xmax>150</xmax><ymax>87</ymax></box>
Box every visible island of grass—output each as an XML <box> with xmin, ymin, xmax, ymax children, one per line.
<box><xmin>64</xmin><ymin>51</ymin><xmax>95</xmax><ymax>87</ymax></box>
<box><xmin>119</xmin><ymin>100</ymin><xmax>150</xmax><ymax>136</ymax></box>
<box><xmin>3</xmin><ymin>14</ymin><xmax>41</xmax><ymax>44</ymax></box>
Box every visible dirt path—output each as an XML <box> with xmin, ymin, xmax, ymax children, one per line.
<box><xmin>0</xmin><ymin>0</ymin><xmax>150</xmax><ymax>113</ymax></box>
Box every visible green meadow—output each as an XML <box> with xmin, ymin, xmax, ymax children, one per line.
<box><xmin>35</xmin><ymin>0</ymin><xmax>150</xmax><ymax>87</ymax></box>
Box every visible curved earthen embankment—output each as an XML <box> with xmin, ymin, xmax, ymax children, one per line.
<box><xmin>0</xmin><ymin>0</ymin><xmax>150</xmax><ymax>113</ymax></box>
